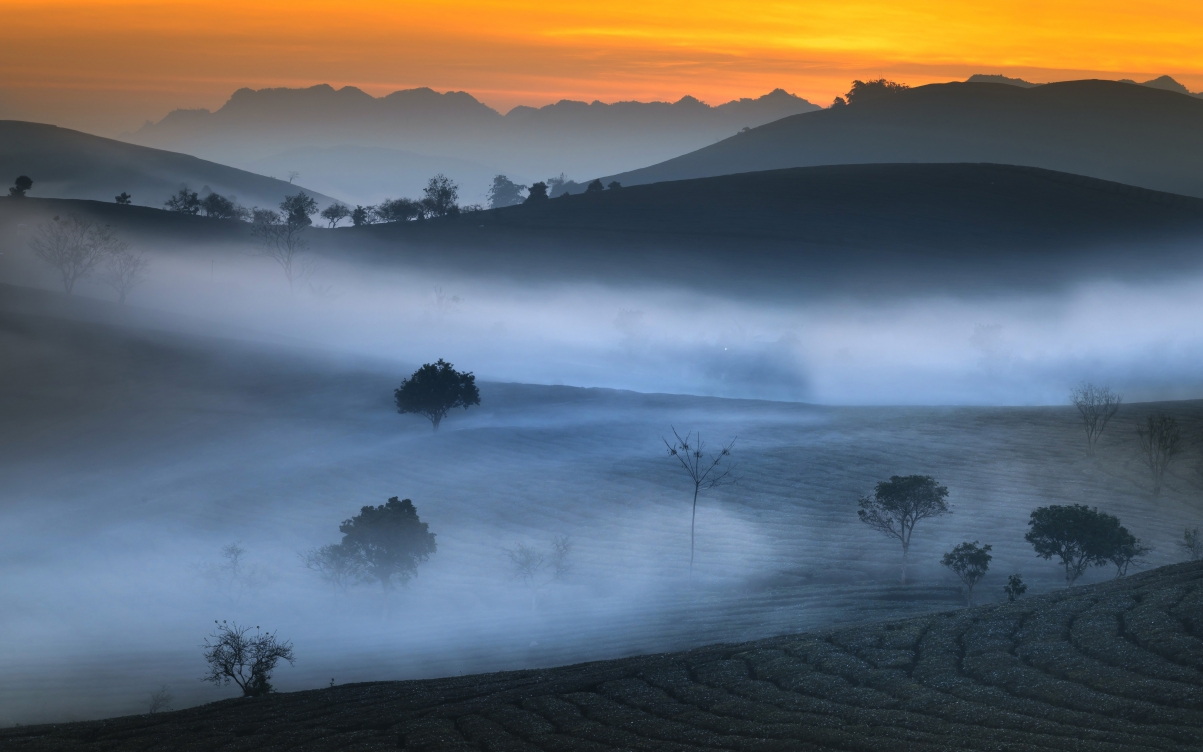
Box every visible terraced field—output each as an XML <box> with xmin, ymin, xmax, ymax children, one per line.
<box><xmin>5</xmin><ymin>560</ymin><xmax>1202</xmax><ymax>751</ymax></box>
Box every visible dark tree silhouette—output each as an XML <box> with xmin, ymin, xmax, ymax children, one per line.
<box><xmin>586</xmin><ymin>179</ymin><xmax>604</xmax><ymax>193</ymax></box>
<box><xmin>201</xmin><ymin>621</ymin><xmax>294</xmax><ymax>697</ymax></box>
<box><xmin>201</xmin><ymin>193</ymin><xmax>240</xmax><ymax>220</ymax></box>
<box><xmin>1071</xmin><ymin>383</ymin><xmax>1121</xmax><ymax>456</ymax></box>
<box><xmin>337</xmin><ymin>497</ymin><xmax>437</xmax><ymax>590</ymax></box>
<box><xmin>320</xmin><ymin>202</ymin><xmax>351</xmax><ymax>228</ymax></box>
<box><xmin>1108</xmin><ymin>526</ymin><xmax>1150</xmax><ymax>577</ymax></box>
<box><xmin>280</xmin><ymin>192</ymin><xmax>319</xmax><ymax>227</ymax></box>
<box><xmin>1025</xmin><ymin>504</ymin><xmax>1124</xmax><ymax>584</ymax></box>
<box><xmin>1004</xmin><ymin>573</ymin><xmax>1027</xmax><ymax>602</ymax></box>
<box><xmin>487</xmin><ymin>175</ymin><xmax>527</xmax><ymax>208</ymax></box>
<box><xmin>250</xmin><ymin>205</ymin><xmax>310</xmax><ymax>290</ymax></box>
<box><xmin>394</xmin><ymin>359</ymin><xmax>480</xmax><ymax>432</ymax></box>
<box><xmin>607</xmin><ymin>181</ymin><xmax>622</xmax><ymax>190</ymax></box>
<box><xmin>421</xmin><ymin>174</ymin><xmax>459</xmax><ymax>217</ymax></box>
<box><xmin>1137</xmin><ymin>413</ymin><xmax>1182</xmax><ymax>495</ymax></box>
<box><xmin>164</xmin><ymin>186</ymin><xmax>200</xmax><ymax>214</ymax></box>
<box><xmin>114</xmin><ymin>192</ymin><xmax>132</xmax><ymax>205</ymax></box>
<box><xmin>663</xmin><ymin>428</ymin><xmax>736</xmax><ymax>575</ymax></box>
<box><xmin>1179</xmin><ymin>527</ymin><xmax>1203</xmax><ymax>560</ymax></box>
<box><xmin>941</xmin><ymin>541</ymin><xmax>992</xmax><ymax>604</ymax></box>
<box><xmin>376</xmin><ymin>197</ymin><xmax>423</xmax><ymax>223</ymax></box>
<box><xmin>845</xmin><ymin>79</ymin><xmax>909</xmax><ymax>105</ymax></box>
<box><xmin>351</xmin><ymin>205</ymin><xmax>373</xmax><ymax>226</ymax></box>
<box><xmin>857</xmin><ymin>475</ymin><xmax>950</xmax><ymax>584</ymax></box>
<box><xmin>100</xmin><ymin>247</ymin><xmax>150</xmax><ymax>304</ymax></box>
<box><xmin>525</xmin><ymin>182</ymin><xmax>549</xmax><ymax>203</ymax></box>
<box><xmin>10</xmin><ymin>175</ymin><xmax>33</xmax><ymax>197</ymax></box>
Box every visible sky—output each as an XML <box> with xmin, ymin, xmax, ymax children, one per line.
<box><xmin>3</xmin><ymin>1</ymin><xmax>1203</xmax><ymax>134</ymax></box>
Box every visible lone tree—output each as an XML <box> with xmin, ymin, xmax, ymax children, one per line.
<box><xmin>1107</xmin><ymin>526</ymin><xmax>1150</xmax><ymax>578</ymax></box>
<box><xmin>351</xmin><ymin>205</ymin><xmax>373</xmax><ymax>226</ymax></box>
<box><xmin>250</xmin><ymin>205</ymin><xmax>310</xmax><ymax>290</ymax></box>
<box><xmin>201</xmin><ymin>621</ymin><xmax>294</xmax><ymax>697</ymax></box>
<box><xmin>857</xmin><ymin>475</ymin><xmax>950</xmax><ymax>585</ymax></box>
<box><xmin>505</xmin><ymin>535</ymin><xmax>572</xmax><ymax>609</ymax></box>
<box><xmin>663</xmin><ymin>428</ymin><xmax>736</xmax><ymax>575</ymax></box>
<box><xmin>115</xmin><ymin>192</ymin><xmax>132</xmax><ymax>205</ymax></box>
<box><xmin>941</xmin><ymin>541</ymin><xmax>992</xmax><ymax>604</ymax></box>
<box><xmin>1004</xmin><ymin>573</ymin><xmax>1027</xmax><ymax>602</ymax></box>
<box><xmin>1071</xmin><ymin>383</ymin><xmax>1122</xmax><ymax>456</ymax></box>
<box><xmin>1025</xmin><ymin>504</ymin><xmax>1125</xmax><ymax>585</ymax></box>
<box><xmin>280</xmin><ymin>191</ymin><xmax>319</xmax><ymax>226</ymax></box>
<box><xmin>1137</xmin><ymin>413</ymin><xmax>1182</xmax><ymax>495</ymax></box>
<box><xmin>320</xmin><ymin>202</ymin><xmax>352</xmax><ymax>227</ymax></box>
<box><xmin>30</xmin><ymin>215</ymin><xmax>127</xmax><ymax>293</ymax></box>
<box><xmin>99</xmin><ymin>246</ymin><xmax>150</xmax><ymax>303</ymax></box>
<box><xmin>394</xmin><ymin>359</ymin><xmax>480</xmax><ymax>432</ymax></box>
<box><xmin>201</xmin><ymin>193</ymin><xmax>242</xmax><ymax>220</ymax></box>
<box><xmin>525</xmin><ymin>181</ymin><xmax>549</xmax><ymax>203</ymax></box>
<box><xmin>487</xmin><ymin>175</ymin><xmax>526</xmax><ymax>208</ymax></box>
<box><xmin>164</xmin><ymin>186</ymin><xmax>200</xmax><ymax>214</ymax></box>
<box><xmin>10</xmin><ymin>175</ymin><xmax>32</xmax><ymax>197</ymax></box>
<box><xmin>421</xmin><ymin>174</ymin><xmax>459</xmax><ymax>217</ymax></box>
<box><xmin>586</xmin><ymin>179</ymin><xmax>604</xmax><ymax>193</ymax></box>
<box><xmin>1179</xmin><ymin>527</ymin><xmax>1203</xmax><ymax>561</ymax></box>
<box><xmin>338</xmin><ymin>497</ymin><xmax>437</xmax><ymax>590</ymax></box>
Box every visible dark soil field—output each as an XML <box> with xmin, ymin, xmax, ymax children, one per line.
<box><xmin>4</xmin><ymin>560</ymin><xmax>1202</xmax><ymax>751</ymax></box>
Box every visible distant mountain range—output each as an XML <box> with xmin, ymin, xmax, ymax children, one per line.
<box><xmin>966</xmin><ymin>73</ymin><xmax>1203</xmax><ymax>96</ymax></box>
<box><xmin>0</xmin><ymin>120</ymin><xmax>334</xmax><ymax>209</ymax></box>
<box><xmin>606</xmin><ymin>79</ymin><xmax>1203</xmax><ymax>198</ymax></box>
<box><xmin>122</xmin><ymin>86</ymin><xmax>820</xmax><ymax>203</ymax></box>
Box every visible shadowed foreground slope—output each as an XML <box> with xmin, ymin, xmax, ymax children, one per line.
<box><xmin>6</xmin><ymin>561</ymin><xmax>1202</xmax><ymax>751</ymax></box>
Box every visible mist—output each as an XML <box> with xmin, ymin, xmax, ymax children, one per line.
<box><xmin>4</xmin><ymin>226</ymin><xmax>1203</xmax><ymax>728</ymax></box>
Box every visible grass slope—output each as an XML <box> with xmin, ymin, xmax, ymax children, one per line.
<box><xmin>4</xmin><ymin>560</ymin><xmax>1203</xmax><ymax>750</ymax></box>
<box><xmin>609</xmin><ymin>80</ymin><xmax>1203</xmax><ymax>199</ymax></box>
<box><xmin>0</xmin><ymin>120</ymin><xmax>335</xmax><ymax>209</ymax></box>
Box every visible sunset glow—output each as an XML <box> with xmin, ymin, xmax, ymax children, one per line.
<box><xmin>4</xmin><ymin>0</ymin><xmax>1203</xmax><ymax>132</ymax></box>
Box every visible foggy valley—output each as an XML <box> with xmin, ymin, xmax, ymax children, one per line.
<box><xmin>3</xmin><ymin>39</ymin><xmax>1203</xmax><ymax>750</ymax></box>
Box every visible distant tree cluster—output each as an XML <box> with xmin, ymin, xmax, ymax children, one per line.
<box><xmin>344</xmin><ymin>174</ymin><xmax>462</xmax><ymax>226</ymax></box>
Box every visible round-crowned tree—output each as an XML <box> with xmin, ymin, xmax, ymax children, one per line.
<box><xmin>857</xmin><ymin>475</ymin><xmax>951</xmax><ymax>585</ymax></box>
<box><xmin>338</xmin><ymin>497</ymin><xmax>437</xmax><ymax>590</ymax></box>
<box><xmin>394</xmin><ymin>359</ymin><xmax>480</xmax><ymax>432</ymax></box>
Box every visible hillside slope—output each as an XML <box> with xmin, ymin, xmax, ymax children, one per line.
<box><xmin>608</xmin><ymin>80</ymin><xmax>1203</xmax><ymax>198</ymax></box>
<box><xmin>4</xmin><ymin>560</ymin><xmax>1202</xmax><ymax>750</ymax></box>
<box><xmin>0</xmin><ymin>120</ymin><xmax>334</xmax><ymax>209</ymax></box>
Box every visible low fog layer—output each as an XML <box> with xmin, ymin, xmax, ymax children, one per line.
<box><xmin>6</xmin><ymin>233</ymin><xmax>1203</xmax><ymax>405</ymax></box>
<box><xmin>4</xmin><ymin>217</ymin><xmax>1203</xmax><ymax>726</ymax></box>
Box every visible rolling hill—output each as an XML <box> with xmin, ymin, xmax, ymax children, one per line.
<box><xmin>607</xmin><ymin>80</ymin><xmax>1203</xmax><ymax>199</ymax></box>
<box><xmin>4</xmin><ymin>560</ymin><xmax>1202</xmax><ymax>750</ymax></box>
<box><xmin>6</xmin><ymin>163</ymin><xmax>1203</xmax><ymax>299</ymax></box>
<box><xmin>0</xmin><ymin>120</ymin><xmax>335</xmax><ymax>210</ymax></box>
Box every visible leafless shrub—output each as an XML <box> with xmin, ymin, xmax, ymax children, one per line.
<box><xmin>201</xmin><ymin>621</ymin><xmax>294</xmax><ymax>697</ymax></box>
<box><xmin>505</xmin><ymin>536</ymin><xmax>572</xmax><ymax>609</ymax></box>
<box><xmin>250</xmin><ymin>209</ymin><xmax>310</xmax><ymax>290</ymax></box>
<box><xmin>1179</xmin><ymin>527</ymin><xmax>1203</xmax><ymax>561</ymax></box>
<box><xmin>1136</xmin><ymin>413</ymin><xmax>1182</xmax><ymax>495</ymax></box>
<box><xmin>146</xmin><ymin>685</ymin><xmax>173</xmax><ymax>714</ymax></box>
<box><xmin>99</xmin><ymin>247</ymin><xmax>150</xmax><ymax>304</ymax></box>
<box><xmin>1070</xmin><ymin>383</ymin><xmax>1122</xmax><ymax>457</ymax></box>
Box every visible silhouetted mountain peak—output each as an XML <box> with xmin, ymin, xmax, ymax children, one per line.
<box><xmin>1124</xmin><ymin>75</ymin><xmax>1200</xmax><ymax>96</ymax></box>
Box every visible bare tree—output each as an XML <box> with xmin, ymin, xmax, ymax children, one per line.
<box><xmin>1178</xmin><ymin>527</ymin><xmax>1203</xmax><ymax>560</ymax></box>
<box><xmin>250</xmin><ymin>209</ymin><xmax>309</xmax><ymax>290</ymax></box>
<box><xmin>431</xmin><ymin>286</ymin><xmax>461</xmax><ymax>320</ymax></box>
<box><xmin>663</xmin><ymin>428</ymin><xmax>736</xmax><ymax>575</ymax></box>
<box><xmin>29</xmin><ymin>215</ymin><xmax>126</xmax><ymax>293</ymax></box>
<box><xmin>1071</xmin><ymin>383</ymin><xmax>1122</xmax><ymax>456</ymax></box>
<box><xmin>201</xmin><ymin>542</ymin><xmax>271</xmax><ymax>603</ymax></box>
<box><xmin>300</xmin><ymin>543</ymin><xmax>363</xmax><ymax>593</ymax></box>
<box><xmin>505</xmin><ymin>535</ymin><xmax>572</xmax><ymax>609</ymax></box>
<box><xmin>201</xmin><ymin>621</ymin><xmax>294</xmax><ymax>697</ymax></box>
<box><xmin>858</xmin><ymin>475</ymin><xmax>951</xmax><ymax>585</ymax></box>
<box><xmin>99</xmin><ymin>247</ymin><xmax>150</xmax><ymax>304</ymax></box>
<box><xmin>1137</xmin><ymin>413</ymin><xmax>1182</xmax><ymax>495</ymax></box>
<box><xmin>147</xmin><ymin>685</ymin><xmax>173</xmax><ymax>714</ymax></box>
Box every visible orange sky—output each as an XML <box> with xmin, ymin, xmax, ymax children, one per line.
<box><xmin>3</xmin><ymin>0</ymin><xmax>1203</xmax><ymax>134</ymax></box>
